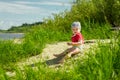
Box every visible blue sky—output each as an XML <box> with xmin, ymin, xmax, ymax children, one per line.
<box><xmin>0</xmin><ymin>0</ymin><xmax>74</xmax><ymax>30</ymax></box>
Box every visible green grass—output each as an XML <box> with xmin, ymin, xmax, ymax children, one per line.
<box><xmin>1</xmin><ymin>38</ymin><xmax>119</xmax><ymax>80</ymax></box>
<box><xmin>0</xmin><ymin>24</ymin><xmax>119</xmax><ymax>79</ymax></box>
<box><xmin>0</xmin><ymin>16</ymin><xmax>118</xmax><ymax>80</ymax></box>
<box><xmin>0</xmin><ymin>0</ymin><xmax>120</xmax><ymax>79</ymax></box>
<box><xmin>0</xmin><ymin>23</ymin><xmax>112</xmax><ymax>68</ymax></box>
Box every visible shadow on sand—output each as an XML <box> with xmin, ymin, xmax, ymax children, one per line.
<box><xmin>29</xmin><ymin>55</ymin><xmax>66</xmax><ymax>67</ymax></box>
<box><xmin>45</xmin><ymin>55</ymin><xmax>65</xmax><ymax>66</ymax></box>
<box><xmin>30</xmin><ymin>53</ymin><xmax>81</xmax><ymax>67</ymax></box>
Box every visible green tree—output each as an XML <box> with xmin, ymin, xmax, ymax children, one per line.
<box><xmin>75</xmin><ymin>0</ymin><xmax>120</xmax><ymax>26</ymax></box>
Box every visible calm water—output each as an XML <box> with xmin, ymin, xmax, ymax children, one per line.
<box><xmin>0</xmin><ymin>33</ymin><xmax>24</xmax><ymax>40</ymax></box>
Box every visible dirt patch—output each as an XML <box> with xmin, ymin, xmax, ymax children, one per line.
<box><xmin>17</xmin><ymin>41</ymin><xmax>98</xmax><ymax>68</ymax></box>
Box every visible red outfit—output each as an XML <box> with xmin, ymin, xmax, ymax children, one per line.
<box><xmin>71</xmin><ymin>33</ymin><xmax>84</xmax><ymax>44</ymax></box>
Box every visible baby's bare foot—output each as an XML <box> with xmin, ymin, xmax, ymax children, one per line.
<box><xmin>53</xmin><ymin>54</ymin><xmax>60</xmax><ymax>57</ymax></box>
<box><xmin>58</xmin><ymin>59</ymin><xmax>64</xmax><ymax>64</ymax></box>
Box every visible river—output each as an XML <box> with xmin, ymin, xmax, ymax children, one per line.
<box><xmin>0</xmin><ymin>33</ymin><xmax>24</xmax><ymax>40</ymax></box>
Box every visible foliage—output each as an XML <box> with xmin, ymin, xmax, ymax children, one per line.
<box><xmin>2</xmin><ymin>38</ymin><xmax>120</xmax><ymax>80</ymax></box>
<box><xmin>75</xmin><ymin>0</ymin><xmax>120</xmax><ymax>26</ymax></box>
<box><xmin>0</xmin><ymin>0</ymin><xmax>120</xmax><ymax>79</ymax></box>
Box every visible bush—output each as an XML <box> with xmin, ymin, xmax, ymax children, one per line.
<box><xmin>73</xmin><ymin>0</ymin><xmax>120</xmax><ymax>26</ymax></box>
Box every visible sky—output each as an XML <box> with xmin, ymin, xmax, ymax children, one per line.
<box><xmin>0</xmin><ymin>0</ymin><xmax>74</xmax><ymax>30</ymax></box>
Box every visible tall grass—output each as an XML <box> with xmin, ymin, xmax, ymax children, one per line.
<box><xmin>0</xmin><ymin>0</ymin><xmax>119</xmax><ymax>79</ymax></box>
<box><xmin>1</xmin><ymin>37</ymin><xmax>119</xmax><ymax>80</ymax></box>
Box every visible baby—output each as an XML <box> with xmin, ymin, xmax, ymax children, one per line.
<box><xmin>54</xmin><ymin>21</ymin><xmax>84</xmax><ymax>62</ymax></box>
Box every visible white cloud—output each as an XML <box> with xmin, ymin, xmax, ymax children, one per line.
<box><xmin>0</xmin><ymin>21</ymin><xmax>4</xmax><ymax>25</ymax></box>
<box><xmin>40</xmin><ymin>1</ymin><xmax>71</xmax><ymax>6</ymax></box>
<box><xmin>0</xmin><ymin>1</ymin><xmax>70</xmax><ymax>15</ymax></box>
<box><xmin>0</xmin><ymin>1</ymin><xmax>46</xmax><ymax>14</ymax></box>
<box><xmin>0</xmin><ymin>21</ymin><xmax>22</xmax><ymax>30</ymax></box>
<box><xmin>14</xmin><ymin>1</ymin><xmax>71</xmax><ymax>7</ymax></box>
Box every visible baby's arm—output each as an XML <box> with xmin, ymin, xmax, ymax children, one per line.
<box><xmin>67</xmin><ymin>40</ymin><xmax>82</xmax><ymax>46</ymax></box>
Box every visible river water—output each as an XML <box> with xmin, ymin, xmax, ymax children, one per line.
<box><xmin>0</xmin><ymin>33</ymin><xmax>24</xmax><ymax>40</ymax></box>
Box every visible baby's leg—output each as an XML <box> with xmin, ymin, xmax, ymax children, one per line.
<box><xmin>67</xmin><ymin>48</ymin><xmax>80</xmax><ymax>58</ymax></box>
<box><xmin>58</xmin><ymin>47</ymin><xmax>80</xmax><ymax>63</ymax></box>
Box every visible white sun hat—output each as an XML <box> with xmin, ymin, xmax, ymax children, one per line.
<box><xmin>71</xmin><ymin>21</ymin><xmax>81</xmax><ymax>31</ymax></box>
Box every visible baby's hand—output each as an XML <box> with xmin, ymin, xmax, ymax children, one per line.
<box><xmin>67</xmin><ymin>42</ymin><xmax>72</xmax><ymax>45</ymax></box>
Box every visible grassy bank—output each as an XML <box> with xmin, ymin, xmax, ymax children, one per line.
<box><xmin>0</xmin><ymin>38</ymin><xmax>119</xmax><ymax>80</ymax></box>
<box><xmin>0</xmin><ymin>0</ymin><xmax>120</xmax><ymax>79</ymax></box>
<box><xmin>0</xmin><ymin>23</ymin><xmax>113</xmax><ymax>69</ymax></box>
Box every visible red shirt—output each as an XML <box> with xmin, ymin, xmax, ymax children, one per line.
<box><xmin>71</xmin><ymin>33</ymin><xmax>84</xmax><ymax>44</ymax></box>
